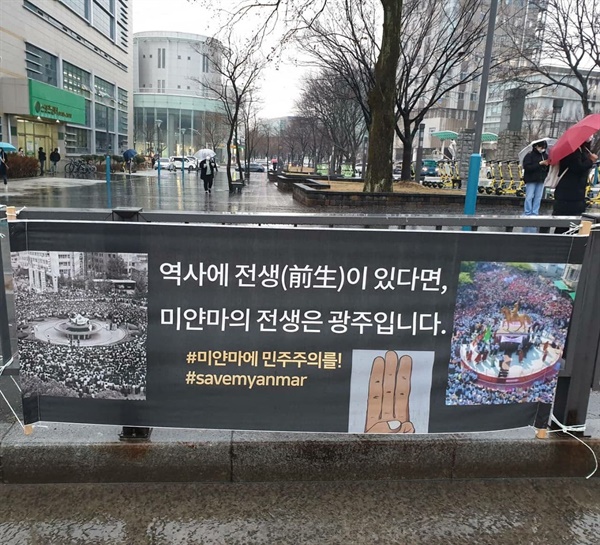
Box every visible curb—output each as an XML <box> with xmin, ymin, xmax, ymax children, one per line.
<box><xmin>0</xmin><ymin>423</ymin><xmax>598</xmax><ymax>484</ymax></box>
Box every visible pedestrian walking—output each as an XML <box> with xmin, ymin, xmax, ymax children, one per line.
<box><xmin>17</xmin><ymin>147</ymin><xmax>25</xmax><ymax>156</ymax></box>
<box><xmin>50</xmin><ymin>148</ymin><xmax>61</xmax><ymax>175</ymax></box>
<box><xmin>200</xmin><ymin>156</ymin><xmax>217</xmax><ymax>193</ymax></box>
<box><xmin>522</xmin><ymin>139</ymin><xmax>549</xmax><ymax>216</ymax></box>
<box><xmin>38</xmin><ymin>147</ymin><xmax>47</xmax><ymax>176</ymax></box>
<box><xmin>0</xmin><ymin>149</ymin><xmax>8</xmax><ymax>186</ymax></box>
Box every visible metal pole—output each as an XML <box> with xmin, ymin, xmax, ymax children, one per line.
<box><xmin>156</xmin><ymin>119</ymin><xmax>162</xmax><ymax>182</ymax></box>
<box><xmin>464</xmin><ymin>0</ymin><xmax>499</xmax><ymax>215</ymax></box>
<box><xmin>553</xmin><ymin>226</ymin><xmax>600</xmax><ymax>429</ymax></box>
<box><xmin>181</xmin><ymin>129</ymin><xmax>186</xmax><ymax>185</ymax></box>
<box><xmin>415</xmin><ymin>123</ymin><xmax>426</xmax><ymax>183</ymax></box>
<box><xmin>0</xmin><ymin>207</ymin><xmax>13</xmax><ymax>366</ymax></box>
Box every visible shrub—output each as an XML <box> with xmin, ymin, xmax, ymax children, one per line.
<box><xmin>3</xmin><ymin>153</ymin><xmax>39</xmax><ymax>178</ymax></box>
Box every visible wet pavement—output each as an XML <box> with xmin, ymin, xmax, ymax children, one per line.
<box><xmin>0</xmin><ymin>170</ymin><xmax>307</xmax><ymax>214</ymax></box>
<box><xmin>0</xmin><ymin>478</ymin><xmax>599</xmax><ymax>544</ymax></box>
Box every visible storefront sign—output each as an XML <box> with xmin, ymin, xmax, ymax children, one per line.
<box><xmin>28</xmin><ymin>80</ymin><xmax>86</xmax><ymax>124</ymax></box>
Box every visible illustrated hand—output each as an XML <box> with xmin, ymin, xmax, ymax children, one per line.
<box><xmin>365</xmin><ymin>351</ymin><xmax>415</xmax><ymax>434</ymax></box>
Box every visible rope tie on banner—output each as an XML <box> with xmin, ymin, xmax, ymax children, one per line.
<box><xmin>544</xmin><ymin>414</ymin><xmax>598</xmax><ymax>479</ymax></box>
<box><xmin>562</xmin><ymin>222</ymin><xmax>582</xmax><ymax>235</ymax></box>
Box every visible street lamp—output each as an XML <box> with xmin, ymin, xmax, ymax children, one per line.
<box><xmin>156</xmin><ymin>119</ymin><xmax>163</xmax><ymax>178</ymax></box>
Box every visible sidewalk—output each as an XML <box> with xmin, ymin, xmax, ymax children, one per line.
<box><xmin>2</xmin><ymin>172</ymin><xmax>600</xmax><ymax>484</ymax></box>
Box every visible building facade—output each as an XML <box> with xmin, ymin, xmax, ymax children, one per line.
<box><xmin>0</xmin><ymin>0</ymin><xmax>133</xmax><ymax>157</ymax></box>
<box><xmin>133</xmin><ymin>31</ymin><xmax>225</xmax><ymax>159</ymax></box>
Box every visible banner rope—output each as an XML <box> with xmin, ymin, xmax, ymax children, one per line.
<box><xmin>545</xmin><ymin>414</ymin><xmax>598</xmax><ymax>479</ymax></box>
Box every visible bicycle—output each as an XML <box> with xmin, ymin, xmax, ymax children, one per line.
<box><xmin>65</xmin><ymin>158</ymin><xmax>97</xmax><ymax>175</ymax></box>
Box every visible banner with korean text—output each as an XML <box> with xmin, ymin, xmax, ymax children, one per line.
<box><xmin>9</xmin><ymin>220</ymin><xmax>584</xmax><ymax>433</ymax></box>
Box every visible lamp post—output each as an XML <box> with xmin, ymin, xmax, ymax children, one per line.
<box><xmin>156</xmin><ymin>119</ymin><xmax>163</xmax><ymax>180</ymax></box>
<box><xmin>464</xmin><ymin>0</ymin><xmax>499</xmax><ymax>216</ymax></box>
<box><xmin>105</xmin><ymin>104</ymin><xmax>112</xmax><ymax>185</ymax></box>
<box><xmin>181</xmin><ymin>127</ymin><xmax>187</xmax><ymax>183</ymax></box>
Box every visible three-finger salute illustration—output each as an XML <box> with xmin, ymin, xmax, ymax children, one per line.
<box><xmin>365</xmin><ymin>351</ymin><xmax>415</xmax><ymax>434</ymax></box>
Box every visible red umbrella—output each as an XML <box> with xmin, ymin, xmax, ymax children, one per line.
<box><xmin>548</xmin><ymin>113</ymin><xmax>600</xmax><ymax>164</ymax></box>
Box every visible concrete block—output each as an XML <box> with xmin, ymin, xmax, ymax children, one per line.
<box><xmin>0</xmin><ymin>423</ymin><xmax>232</xmax><ymax>484</ymax></box>
<box><xmin>231</xmin><ymin>432</ymin><xmax>456</xmax><ymax>482</ymax></box>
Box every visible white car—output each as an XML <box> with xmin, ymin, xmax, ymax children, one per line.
<box><xmin>170</xmin><ymin>156</ymin><xmax>197</xmax><ymax>172</ymax></box>
<box><xmin>154</xmin><ymin>157</ymin><xmax>174</xmax><ymax>171</ymax></box>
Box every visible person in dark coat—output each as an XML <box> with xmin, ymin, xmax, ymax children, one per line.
<box><xmin>49</xmin><ymin>148</ymin><xmax>61</xmax><ymax>175</ymax></box>
<box><xmin>200</xmin><ymin>157</ymin><xmax>217</xmax><ymax>193</ymax></box>
<box><xmin>38</xmin><ymin>147</ymin><xmax>46</xmax><ymax>176</ymax></box>
<box><xmin>522</xmin><ymin>140</ymin><xmax>549</xmax><ymax>216</ymax></box>
<box><xmin>0</xmin><ymin>149</ymin><xmax>8</xmax><ymax>185</ymax></box>
<box><xmin>553</xmin><ymin>145</ymin><xmax>598</xmax><ymax>233</ymax></box>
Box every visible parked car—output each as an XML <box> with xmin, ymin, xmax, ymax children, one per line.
<box><xmin>420</xmin><ymin>159</ymin><xmax>440</xmax><ymax>178</ymax></box>
<box><xmin>170</xmin><ymin>156</ymin><xmax>197</xmax><ymax>172</ymax></box>
<box><xmin>237</xmin><ymin>162</ymin><xmax>265</xmax><ymax>172</ymax></box>
<box><xmin>154</xmin><ymin>157</ymin><xmax>174</xmax><ymax>171</ymax></box>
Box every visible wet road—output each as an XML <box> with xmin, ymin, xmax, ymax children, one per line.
<box><xmin>0</xmin><ymin>479</ymin><xmax>599</xmax><ymax>544</ymax></box>
<box><xmin>0</xmin><ymin>171</ymin><xmax>307</xmax><ymax>214</ymax></box>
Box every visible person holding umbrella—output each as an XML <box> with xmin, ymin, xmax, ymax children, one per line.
<box><xmin>522</xmin><ymin>139</ymin><xmax>549</xmax><ymax>217</ymax></box>
<box><xmin>0</xmin><ymin>148</ymin><xmax>8</xmax><ymax>186</ymax></box>
<box><xmin>549</xmin><ymin>114</ymin><xmax>600</xmax><ymax>233</ymax></box>
<box><xmin>122</xmin><ymin>149</ymin><xmax>137</xmax><ymax>174</ymax></box>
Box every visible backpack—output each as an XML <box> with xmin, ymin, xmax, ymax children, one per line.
<box><xmin>544</xmin><ymin>165</ymin><xmax>568</xmax><ymax>189</ymax></box>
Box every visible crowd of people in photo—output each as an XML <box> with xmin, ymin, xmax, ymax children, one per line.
<box><xmin>19</xmin><ymin>335</ymin><xmax>147</xmax><ymax>399</ymax></box>
<box><xmin>15</xmin><ymin>287</ymin><xmax>147</xmax><ymax>331</ymax></box>
<box><xmin>15</xmin><ymin>284</ymin><xmax>148</xmax><ymax>400</ymax></box>
<box><xmin>446</xmin><ymin>262</ymin><xmax>573</xmax><ymax>406</ymax></box>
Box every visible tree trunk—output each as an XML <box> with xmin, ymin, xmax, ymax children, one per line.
<box><xmin>401</xmin><ymin>144</ymin><xmax>412</xmax><ymax>181</ymax></box>
<box><xmin>363</xmin><ymin>0</ymin><xmax>403</xmax><ymax>193</ymax></box>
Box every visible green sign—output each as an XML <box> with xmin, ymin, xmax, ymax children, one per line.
<box><xmin>29</xmin><ymin>80</ymin><xmax>86</xmax><ymax>125</ymax></box>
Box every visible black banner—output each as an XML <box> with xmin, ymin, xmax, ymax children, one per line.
<box><xmin>9</xmin><ymin>221</ymin><xmax>585</xmax><ymax>433</ymax></box>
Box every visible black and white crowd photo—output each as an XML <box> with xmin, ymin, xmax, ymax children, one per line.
<box><xmin>11</xmin><ymin>251</ymin><xmax>148</xmax><ymax>401</ymax></box>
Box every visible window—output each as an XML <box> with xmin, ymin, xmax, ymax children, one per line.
<box><xmin>63</xmin><ymin>62</ymin><xmax>91</xmax><ymax>98</ymax></box>
<box><xmin>26</xmin><ymin>43</ymin><xmax>58</xmax><ymax>86</ymax></box>
<box><xmin>95</xmin><ymin>103</ymin><xmax>114</xmax><ymax>131</ymax></box>
<box><xmin>202</xmin><ymin>54</ymin><xmax>209</xmax><ymax>72</ymax></box>
<box><xmin>65</xmin><ymin>127</ymin><xmax>91</xmax><ymax>154</ymax></box>
<box><xmin>158</xmin><ymin>48</ymin><xmax>166</xmax><ymax>68</ymax></box>
<box><xmin>92</xmin><ymin>1</ymin><xmax>115</xmax><ymax>40</ymax></box>
<box><xmin>59</xmin><ymin>0</ymin><xmax>89</xmax><ymax>19</ymax></box>
<box><xmin>178</xmin><ymin>55</ymin><xmax>181</xmax><ymax>59</ymax></box>
<box><xmin>118</xmin><ymin>110</ymin><xmax>128</xmax><ymax>133</ymax></box>
<box><xmin>94</xmin><ymin>76</ymin><xmax>115</xmax><ymax>100</ymax></box>
<box><xmin>177</xmin><ymin>85</ymin><xmax>181</xmax><ymax>89</ymax></box>
<box><xmin>117</xmin><ymin>88</ymin><xmax>128</xmax><ymax>109</ymax></box>
<box><xmin>187</xmin><ymin>56</ymin><xmax>191</xmax><ymax>60</ymax></box>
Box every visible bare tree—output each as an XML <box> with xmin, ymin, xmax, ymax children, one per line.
<box><xmin>133</xmin><ymin>122</ymin><xmax>156</xmax><ymax>155</ymax></box>
<box><xmin>192</xmin><ymin>0</ymin><xmax>401</xmax><ymax>191</ymax></box>
<box><xmin>240</xmin><ymin>93</ymin><xmax>265</xmax><ymax>172</ymax></box>
<box><xmin>502</xmin><ymin>0</ymin><xmax>600</xmax><ymax>117</ymax></box>
<box><xmin>296</xmin><ymin>70</ymin><xmax>367</xmax><ymax>175</ymax></box>
<box><xmin>191</xmin><ymin>34</ymin><xmax>266</xmax><ymax>188</ymax></box>
<box><xmin>521</xmin><ymin>104</ymin><xmax>553</xmax><ymax>142</ymax></box>
<box><xmin>299</xmin><ymin>0</ymin><xmax>488</xmax><ymax>185</ymax></box>
<box><xmin>394</xmin><ymin>0</ymin><xmax>488</xmax><ymax>180</ymax></box>
<box><xmin>203</xmin><ymin>112</ymin><xmax>229</xmax><ymax>157</ymax></box>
